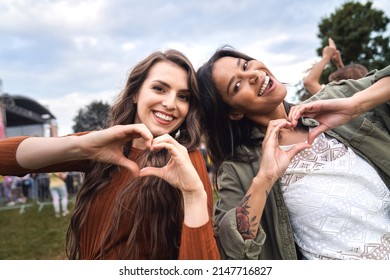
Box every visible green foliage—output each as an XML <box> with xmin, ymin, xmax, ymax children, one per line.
<box><xmin>317</xmin><ymin>1</ymin><xmax>390</xmax><ymax>79</ymax></box>
<box><xmin>72</xmin><ymin>100</ymin><xmax>111</xmax><ymax>133</ymax></box>
<box><xmin>295</xmin><ymin>1</ymin><xmax>390</xmax><ymax>101</ymax></box>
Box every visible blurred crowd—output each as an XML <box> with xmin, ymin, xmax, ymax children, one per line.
<box><xmin>0</xmin><ymin>172</ymin><xmax>83</xmax><ymax>208</ymax></box>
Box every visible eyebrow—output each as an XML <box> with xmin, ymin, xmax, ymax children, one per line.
<box><xmin>226</xmin><ymin>58</ymin><xmax>241</xmax><ymax>96</ymax></box>
<box><xmin>153</xmin><ymin>79</ymin><xmax>189</xmax><ymax>93</ymax></box>
<box><xmin>153</xmin><ymin>80</ymin><xmax>171</xmax><ymax>89</ymax></box>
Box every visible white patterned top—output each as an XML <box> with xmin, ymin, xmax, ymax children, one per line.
<box><xmin>280</xmin><ymin>133</ymin><xmax>390</xmax><ymax>260</ymax></box>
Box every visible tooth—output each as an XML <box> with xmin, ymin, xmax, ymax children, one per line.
<box><xmin>258</xmin><ymin>75</ymin><xmax>270</xmax><ymax>96</ymax></box>
<box><xmin>155</xmin><ymin>112</ymin><xmax>173</xmax><ymax>121</ymax></box>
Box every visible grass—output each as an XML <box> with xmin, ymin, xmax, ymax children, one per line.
<box><xmin>0</xmin><ymin>184</ymin><xmax>218</xmax><ymax>260</ymax></box>
<box><xmin>0</xmin><ymin>201</ymin><xmax>72</xmax><ymax>260</ymax></box>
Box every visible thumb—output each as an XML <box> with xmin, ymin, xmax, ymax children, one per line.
<box><xmin>117</xmin><ymin>159</ymin><xmax>141</xmax><ymax>176</ymax></box>
<box><xmin>139</xmin><ymin>166</ymin><xmax>164</xmax><ymax>179</ymax></box>
<box><xmin>287</xmin><ymin>142</ymin><xmax>312</xmax><ymax>159</ymax></box>
<box><xmin>307</xmin><ymin>125</ymin><xmax>327</xmax><ymax>144</ymax></box>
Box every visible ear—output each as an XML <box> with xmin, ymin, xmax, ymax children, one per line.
<box><xmin>228</xmin><ymin>111</ymin><xmax>244</xmax><ymax>121</ymax></box>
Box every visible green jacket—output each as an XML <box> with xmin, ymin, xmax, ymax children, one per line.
<box><xmin>214</xmin><ymin>65</ymin><xmax>390</xmax><ymax>260</ymax></box>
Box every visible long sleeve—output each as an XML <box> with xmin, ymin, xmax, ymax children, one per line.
<box><xmin>0</xmin><ymin>136</ymin><xmax>91</xmax><ymax>176</ymax></box>
<box><xmin>178</xmin><ymin>149</ymin><xmax>220</xmax><ymax>260</ymax></box>
<box><xmin>0</xmin><ymin>136</ymin><xmax>30</xmax><ymax>176</ymax></box>
<box><xmin>214</xmin><ymin>161</ymin><xmax>267</xmax><ymax>259</ymax></box>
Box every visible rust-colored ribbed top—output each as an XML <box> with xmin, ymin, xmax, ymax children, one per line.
<box><xmin>0</xmin><ymin>136</ymin><xmax>220</xmax><ymax>260</ymax></box>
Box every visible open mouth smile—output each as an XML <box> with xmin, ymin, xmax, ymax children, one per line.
<box><xmin>258</xmin><ymin>75</ymin><xmax>270</xmax><ymax>96</ymax></box>
<box><xmin>154</xmin><ymin>111</ymin><xmax>174</xmax><ymax>122</ymax></box>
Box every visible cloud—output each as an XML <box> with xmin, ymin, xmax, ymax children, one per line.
<box><xmin>1</xmin><ymin>0</ymin><xmax>389</xmax><ymax>135</ymax></box>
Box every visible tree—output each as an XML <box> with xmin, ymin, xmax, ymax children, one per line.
<box><xmin>72</xmin><ymin>101</ymin><xmax>110</xmax><ymax>133</ymax></box>
<box><xmin>316</xmin><ymin>1</ymin><xmax>390</xmax><ymax>83</ymax></box>
<box><xmin>295</xmin><ymin>1</ymin><xmax>390</xmax><ymax>101</ymax></box>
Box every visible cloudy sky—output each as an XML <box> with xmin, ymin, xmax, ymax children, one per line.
<box><xmin>1</xmin><ymin>0</ymin><xmax>389</xmax><ymax>136</ymax></box>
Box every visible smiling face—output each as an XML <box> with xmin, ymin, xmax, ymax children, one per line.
<box><xmin>134</xmin><ymin>61</ymin><xmax>190</xmax><ymax>137</ymax></box>
<box><xmin>212</xmin><ymin>56</ymin><xmax>288</xmax><ymax>123</ymax></box>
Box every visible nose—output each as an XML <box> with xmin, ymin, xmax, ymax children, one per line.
<box><xmin>248</xmin><ymin>70</ymin><xmax>260</xmax><ymax>85</ymax></box>
<box><xmin>162</xmin><ymin>93</ymin><xmax>177</xmax><ymax>110</ymax></box>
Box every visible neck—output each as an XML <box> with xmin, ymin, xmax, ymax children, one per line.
<box><xmin>249</xmin><ymin>102</ymin><xmax>288</xmax><ymax>132</ymax></box>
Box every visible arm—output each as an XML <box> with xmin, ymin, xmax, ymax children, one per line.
<box><xmin>332</xmin><ymin>50</ymin><xmax>344</xmax><ymax>69</ymax></box>
<box><xmin>214</xmin><ymin>121</ymin><xmax>310</xmax><ymax>259</ymax></box>
<box><xmin>303</xmin><ymin>38</ymin><xmax>337</xmax><ymax>95</ymax></box>
<box><xmin>289</xmin><ymin>76</ymin><xmax>390</xmax><ymax>144</ymax></box>
<box><xmin>234</xmin><ymin>120</ymin><xmax>310</xmax><ymax>240</ymax></box>
<box><xmin>15</xmin><ymin>124</ymin><xmax>153</xmax><ymax>174</ymax></box>
<box><xmin>179</xmin><ymin>150</ymin><xmax>220</xmax><ymax>259</ymax></box>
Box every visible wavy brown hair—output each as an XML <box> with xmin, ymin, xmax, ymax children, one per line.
<box><xmin>66</xmin><ymin>50</ymin><xmax>202</xmax><ymax>259</ymax></box>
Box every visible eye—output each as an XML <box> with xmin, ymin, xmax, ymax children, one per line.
<box><xmin>243</xmin><ymin>61</ymin><xmax>248</xmax><ymax>71</ymax></box>
<box><xmin>152</xmin><ymin>85</ymin><xmax>165</xmax><ymax>93</ymax></box>
<box><xmin>178</xmin><ymin>93</ymin><xmax>190</xmax><ymax>102</ymax></box>
<box><xmin>233</xmin><ymin>81</ymin><xmax>241</xmax><ymax>93</ymax></box>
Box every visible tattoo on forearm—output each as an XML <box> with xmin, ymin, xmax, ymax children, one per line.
<box><xmin>236</xmin><ymin>194</ymin><xmax>258</xmax><ymax>240</ymax></box>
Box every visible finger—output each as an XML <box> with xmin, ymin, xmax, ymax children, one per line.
<box><xmin>265</xmin><ymin>120</ymin><xmax>292</xmax><ymax>142</ymax></box>
<box><xmin>152</xmin><ymin>134</ymin><xmax>180</xmax><ymax>147</ymax></box>
<box><xmin>289</xmin><ymin>105</ymin><xmax>309</xmax><ymax>122</ymax></box>
<box><xmin>307</xmin><ymin>124</ymin><xmax>328</xmax><ymax>144</ymax></box>
<box><xmin>286</xmin><ymin>142</ymin><xmax>312</xmax><ymax>159</ymax></box>
<box><xmin>269</xmin><ymin>119</ymin><xmax>293</xmax><ymax>131</ymax></box>
<box><xmin>288</xmin><ymin>107</ymin><xmax>301</xmax><ymax>127</ymax></box>
<box><xmin>126</xmin><ymin>124</ymin><xmax>153</xmax><ymax>148</ymax></box>
<box><xmin>151</xmin><ymin>142</ymin><xmax>183</xmax><ymax>159</ymax></box>
<box><xmin>289</xmin><ymin>104</ymin><xmax>317</xmax><ymax>122</ymax></box>
<box><xmin>328</xmin><ymin>38</ymin><xmax>336</xmax><ymax>48</ymax></box>
<box><xmin>116</xmin><ymin>158</ymin><xmax>141</xmax><ymax>176</ymax></box>
<box><xmin>152</xmin><ymin>134</ymin><xmax>186</xmax><ymax>154</ymax></box>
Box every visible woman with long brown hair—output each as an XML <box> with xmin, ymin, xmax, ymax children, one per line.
<box><xmin>0</xmin><ymin>50</ymin><xmax>220</xmax><ymax>260</ymax></box>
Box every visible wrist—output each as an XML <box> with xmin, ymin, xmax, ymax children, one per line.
<box><xmin>182</xmin><ymin>188</ymin><xmax>209</xmax><ymax>227</ymax></box>
<box><xmin>252</xmin><ymin>174</ymin><xmax>276</xmax><ymax>193</ymax></box>
<box><xmin>182</xmin><ymin>187</ymin><xmax>207</xmax><ymax>206</ymax></box>
<box><xmin>350</xmin><ymin>93</ymin><xmax>373</xmax><ymax>117</ymax></box>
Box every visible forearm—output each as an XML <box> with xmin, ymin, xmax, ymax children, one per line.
<box><xmin>236</xmin><ymin>175</ymin><xmax>274</xmax><ymax>240</ymax></box>
<box><xmin>352</xmin><ymin>76</ymin><xmax>390</xmax><ymax>115</ymax></box>
<box><xmin>16</xmin><ymin>136</ymin><xmax>86</xmax><ymax>169</ymax></box>
<box><xmin>304</xmin><ymin>58</ymin><xmax>331</xmax><ymax>94</ymax></box>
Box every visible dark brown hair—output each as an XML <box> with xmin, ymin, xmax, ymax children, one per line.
<box><xmin>196</xmin><ymin>46</ymin><xmax>297</xmax><ymax>174</ymax></box>
<box><xmin>66</xmin><ymin>50</ymin><xmax>202</xmax><ymax>259</ymax></box>
<box><xmin>196</xmin><ymin>46</ymin><xmax>262</xmax><ymax>171</ymax></box>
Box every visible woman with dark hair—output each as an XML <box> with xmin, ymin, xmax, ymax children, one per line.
<box><xmin>0</xmin><ymin>50</ymin><xmax>220</xmax><ymax>260</ymax></box>
<box><xmin>196</xmin><ymin>46</ymin><xmax>390</xmax><ymax>260</ymax></box>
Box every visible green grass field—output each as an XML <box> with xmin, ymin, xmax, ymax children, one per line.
<box><xmin>0</xmin><ymin>202</ymin><xmax>72</xmax><ymax>260</ymax></box>
<box><xmin>0</xmin><ymin>185</ymin><xmax>219</xmax><ymax>260</ymax></box>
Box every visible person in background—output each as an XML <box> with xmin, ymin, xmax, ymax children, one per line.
<box><xmin>5</xmin><ymin>176</ymin><xmax>26</xmax><ymax>206</ymax></box>
<box><xmin>196</xmin><ymin>46</ymin><xmax>390</xmax><ymax>260</ymax></box>
<box><xmin>49</xmin><ymin>172</ymin><xmax>69</xmax><ymax>217</ymax></box>
<box><xmin>303</xmin><ymin>38</ymin><xmax>368</xmax><ymax>95</ymax></box>
<box><xmin>0</xmin><ymin>50</ymin><xmax>220</xmax><ymax>260</ymax></box>
<box><xmin>0</xmin><ymin>175</ymin><xmax>4</xmax><ymax>204</ymax></box>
